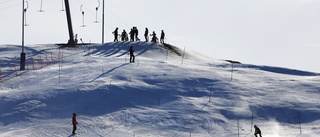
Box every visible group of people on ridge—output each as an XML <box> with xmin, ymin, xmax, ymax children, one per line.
<box><xmin>113</xmin><ymin>27</ymin><xmax>165</xmax><ymax>43</ymax></box>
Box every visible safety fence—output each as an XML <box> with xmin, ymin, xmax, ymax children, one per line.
<box><xmin>0</xmin><ymin>48</ymin><xmax>63</xmax><ymax>83</ymax></box>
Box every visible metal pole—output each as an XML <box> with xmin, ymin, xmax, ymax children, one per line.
<box><xmin>102</xmin><ymin>0</ymin><xmax>105</xmax><ymax>44</ymax></box>
<box><xmin>20</xmin><ymin>0</ymin><xmax>26</xmax><ymax>70</ymax></box>
<box><xmin>22</xmin><ymin>0</ymin><xmax>24</xmax><ymax>53</ymax></box>
<box><xmin>237</xmin><ymin>119</ymin><xmax>240</xmax><ymax>137</ymax></box>
<box><xmin>64</xmin><ymin>0</ymin><xmax>75</xmax><ymax>47</ymax></box>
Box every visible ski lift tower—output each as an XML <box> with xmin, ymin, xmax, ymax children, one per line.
<box><xmin>64</xmin><ymin>0</ymin><xmax>75</xmax><ymax>47</ymax></box>
<box><xmin>20</xmin><ymin>0</ymin><xmax>26</xmax><ymax>70</ymax></box>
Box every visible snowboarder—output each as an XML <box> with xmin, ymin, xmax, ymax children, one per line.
<box><xmin>160</xmin><ymin>30</ymin><xmax>165</xmax><ymax>43</ymax></box>
<box><xmin>129</xmin><ymin>46</ymin><xmax>135</xmax><ymax>63</ymax></box>
<box><xmin>72</xmin><ymin>113</ymin><xmax>78</xmax><ymax>135</ymax></box>
<box><xmin>144</xmin><ymin>27</ymin><xmax>149</xmax><ymax>42</ymax></box>
<box><xmin>121</xmin><ymin>30</ymin><xmax>128</xmax><ymax>41</ymax></box>
<box><xmin>254</xmin><ymin>125</ymin><xmax>262</xmax><ymax>137</ymax></box>
<box><xmin>112</xmin><ymin>27</ymin><xmax>119</xmax><ymax>42</ymax></box>
<box><xmin>150</xmin><ymin>31</ymin><xmax>157</xmax><ymax>42</ymax></box>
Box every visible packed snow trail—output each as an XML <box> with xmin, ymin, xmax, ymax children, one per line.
<box><xmin>0</xmin><ymin>42</ymin><xmax>319</xmax><ymax>137</ymax></box>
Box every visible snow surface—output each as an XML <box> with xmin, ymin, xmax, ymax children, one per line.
<box><xmin>0</xmin><ymin>42</ymin><xmax>319</xmax><ymax>137</ymax></box>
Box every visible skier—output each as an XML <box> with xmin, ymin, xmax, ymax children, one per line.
<box><xmin>254</xmin><ymin>125</ymin><xmax>262</xmax><ymax>137</ymax></box>
<box><xmin>112</xmin><ymin>27</ymin><xmax>119</xmax><ymax>42</ymax></box>
<box><xmin>129</xmin><ymin>46</ymin><xmax>135</xmax><ymax>63</ymax></box>
<box><xmin>133</xmin><ymin>27</ymin><xmax>139</xmax><ymax>41</ymax></box>
<box><xmin>74</xmin><ymin>34</ymin><xmax>78</xmax><ymax>44</ymax></box>
<box><xmin>72</xmin><ymin>113</ymin><xmax>78</xmax><ymax>135</ymax></box>
<box><xmin>121</xmin><ymin>30</ymin><xmax>128</xmax><ymax>41</ymax></box>
<box><xmin>144</xmin><ymin>27</ymin><xmax>149</xmax><ymax>42</ymax></box>
<box><xmin>129</xmin><ymin>28</ymin><xmax>134</xmax><ymax>41</ymax></box>
<box><xmin>160</xmin><ymin>30</ymin><xmax>165</xmax><ymax>43</ymax></box>
<box><xmin>150</xmin><ymin>31</ymin><xmax>157</xmax><ymax>42</ymax></box>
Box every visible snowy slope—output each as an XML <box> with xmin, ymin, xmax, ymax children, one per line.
<box><xmin>0</xmin><ymin>42</ymin><xmax>319</xmax><ymax>137</ymax></box>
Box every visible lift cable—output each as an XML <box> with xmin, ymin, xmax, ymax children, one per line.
<box><xmin>0</xmin><ymin>0</ymin><xmax>15</xmax><ymax>5</ymax></box>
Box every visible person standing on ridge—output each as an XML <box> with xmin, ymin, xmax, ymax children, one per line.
<box><xmin>133</xmin><ymin>27</ymin><xmax>139</xmax><ymax>41</ymax></box>
<box><xmin>129</xmin><ymin>46</ymin><xmax>135</xmax><ymax>63</ymax></box>
<box><xmin>144</xmin><ymin>27</ymin><xmax>149</xmax><ymax>42</ymax></box>
<box><xmin>254</xmin><ymin>125</ymin><xmax>262</xmax><ymax>137</ymax></box>
<box><xmin>72</xmin><ymin>113</ymin><xmax>78</xmax><ymax>135</ymax></box>
<box><xmin>160</xmin><ymin>30</ymin><xmax>165</xmax><ymax>43</ymax></box>
<box><xmin>129</xmin><ymin>28</ymin><xmax>134</xmax><ymax>41</ymax></box>
<box><xmin>121</xmin><ymin>30</ymin><xmax>128</xmax><ymax>41</ymax></box>
<box><xmin>112</xmin><ymin>27</ymin><xmax>119</xmax><ymax>42</ymax></box>
<box><xmin>150</xmin><ymin>31</ymin><xmax>157</xmax><ymax>42</ymax></box>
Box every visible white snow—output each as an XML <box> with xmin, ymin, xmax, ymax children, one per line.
<box><xmin>0</xmin><ymin>42</ymin><xmax>319</xmax><ymax>137</ymax></box>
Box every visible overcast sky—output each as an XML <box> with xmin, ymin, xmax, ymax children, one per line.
<box><xmin>1</xmin><ymin>0</ymin><xmax>320</xmax><ymax>73</ymax></box>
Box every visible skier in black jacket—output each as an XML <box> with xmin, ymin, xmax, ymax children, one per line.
<box><xmin>129</xmin><ymin>46</ymin><xmax>135</xmax><ymax>63</ymax></box>
<box><xmin>254</xmin><ymin>125</ymin><xmax>262</xmax><ymax>137</ymax></box>
<box><xmin>112</xmin><ymin>27</ymin><xmax>119</xmax><ymax>42</ymax></box>
<box><xmin>160</xmin><ymin>30</ymin><xmax>165</xmax><ymax>43</ymax></box>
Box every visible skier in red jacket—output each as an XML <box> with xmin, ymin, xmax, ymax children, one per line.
<box><xmin>72</xmin><ymin>113</ymin><xmax>78</xmax><ymax>135</ymax></box>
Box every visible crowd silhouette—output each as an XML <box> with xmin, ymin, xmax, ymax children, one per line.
<box><xmin>113</xmin><ymin>27</ymin><xmax>165</xmax><ymax>43</ymax></box>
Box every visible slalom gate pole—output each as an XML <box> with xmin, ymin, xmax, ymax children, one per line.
<box><xmin>298</xmin><ymin>112</ymin><xmax>302</xmax><ymax>134</ymax></box>
<box><xmin>59</xmin><ymin>49</ymin><xmax>61</xmax><ymax>61</ymax></box>
<box><xmin>15</xmin><ymin>66</ymin><xmax>17</xmax><ymax>76</ymax></box>
<box><xmin>231</xmin><ymin>63</ymin><xmax>234</xmax><ymax>81</ymax></box>
<box><xmin>26</xmin><ymin>58</ymin><xmax>28</xmax><ymax>69</ymax></box>
<box><xmin>32</xmin><ymin>57</ymin><xmax>34</xmax><ymax>70</ymax></box>
<box><xmin>166</xmin><ymin>49</ymin><xmax>168</xmax><ymax>60</ymax></box>
<box><xmin>51</xmin><ymin>52</ymin><xmax>53</xmax><ymax>63</ymax></box>
<box><xmin>181</xmin><ymin>46</ymin><xmax>186</xmax><ymax>64</ymax></box>
<box><xmin>237</xmin><ymin>119</ymin><xmax>240</xmax><ymax>137</ymax></box>
<box><xmin>40</xmin><ymin>55</ymin><xmax>42</xmax><ymax>68</ymax></box>
<box><xmin>251</xmin><ymin>111</ymin><xmax>253</xmax><ymax>132</ymax></box>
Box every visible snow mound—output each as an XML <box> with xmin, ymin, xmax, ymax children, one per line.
<box><xmin>0</xmin><ymin>42</ymin><xmax>319</xmax><ymax>137</ymax></box>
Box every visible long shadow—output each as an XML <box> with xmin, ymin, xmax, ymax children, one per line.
<box><xmin>249</xmin><ymin>105</ymin><xmax>320</xmax><ymax>124</ymax></box>
<box><xmin>85</xmin><ymin>42</ymin><xmax>164</xmax><ymax>58</ymax></box>
<box><xmin>89</xmin><ymin>63</ymin><xmax>129</xmax><ymax>83</ymax></box>
<box><xmin>240</xmin><ymin>64</ymin><xmax>319</xmax><ymax>76</ymax></box>
<box><xmin>0</xmin><ymin>84</ymin><xmax>173</xmax><ymax>126</ymax></box>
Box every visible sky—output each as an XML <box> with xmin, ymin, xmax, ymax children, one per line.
<box><xmin>1</xmin><ymin>0</ymin><xmax>320</xmax><ymax>73</ymax></box>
